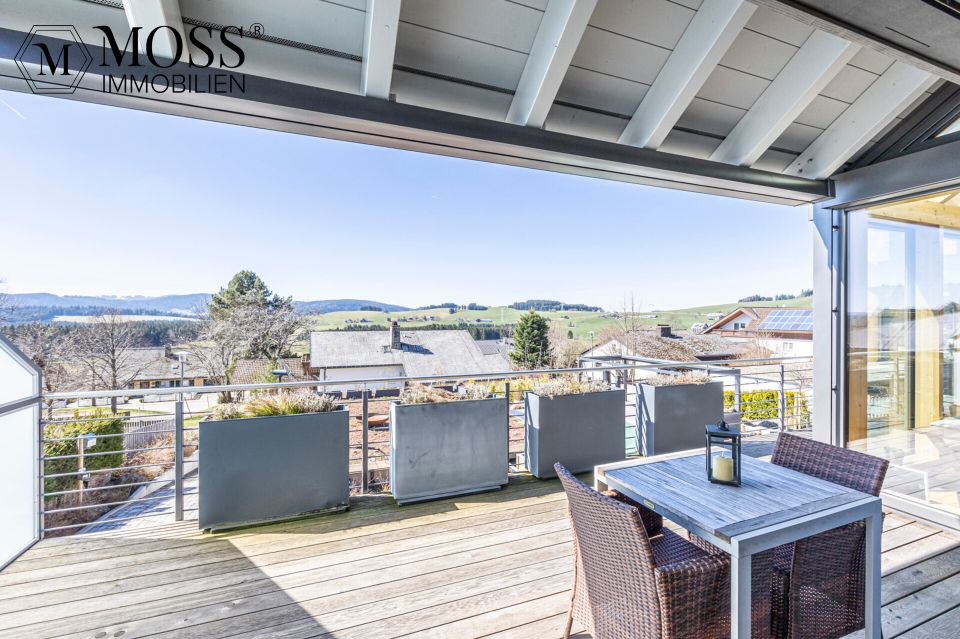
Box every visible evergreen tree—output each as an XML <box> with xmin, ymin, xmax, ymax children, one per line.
<box><xmin>209</xmin><ymin>270</ymin><xmax>292</xmax><ymax>319</ymax></box>
<box><xmin>510</xmin><ymin>310</ymin><xmax>550</xmax><ymax>369</ymax></box>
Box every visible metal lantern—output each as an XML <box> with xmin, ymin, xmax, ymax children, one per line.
<box><xmin>706</xmin><ymin>420</ymin><xmax>741</xmax><ymax>486</ymax></box>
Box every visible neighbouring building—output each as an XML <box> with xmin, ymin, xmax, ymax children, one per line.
<box><xmin>580</xmin><ymin>324</ymin><xmax>747</xmax><ymax>363</ymax></box>
<box><xmin>125</xmin><ymin>346</ymin><xmax>210</xmax><ymax>395</ymax></box>
<box><xmin>308</xmin><ymin>323</ymin><xmax>510</xmax><ymax>391</ymax></box>
<box><xmin>702</xmin><ymin>307</ymin><xmax>813</xmax><ymax>357</ymax></box>
<box><xmin>233</xmin><ymin>356</ymin><xmax>317</xmax><ymax>385</ymax></box>
<box><xmin>475</xmin><ymin>338</ymin><xmax>513</xmax><ymax>366</ymax></box>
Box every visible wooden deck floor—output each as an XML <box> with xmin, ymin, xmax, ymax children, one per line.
<box><xmin>1</xmin><ymin>474</ymin><xmax>959</xmax><ymax>639</ymax></box>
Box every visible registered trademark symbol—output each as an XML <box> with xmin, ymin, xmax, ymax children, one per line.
<box><xmin>250</xmin><ymin>23</ymin><xmax>264</xmax><ymax>37</ymax></box>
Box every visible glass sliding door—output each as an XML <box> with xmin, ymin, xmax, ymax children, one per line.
<box><xmin>847</xmin><ymin>188</ymin><xmax>960</xmax><ymax>516</ymax></box>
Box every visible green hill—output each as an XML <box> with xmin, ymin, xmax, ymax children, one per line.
<box><xmin>304</xmin><ymin>297</ymin><xmax>812</xmax><ymax>340</ymax></box>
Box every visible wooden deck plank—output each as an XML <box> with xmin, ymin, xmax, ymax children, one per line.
<box><xmin>1</xmin><ymin>474</ymin><xmax>958</xmax><ymax>639</ymax></box>
<box><xmin>0</xmin><ymin>525</ymin><xmax>572</xmax><ymax>636</ymax></box>
<box><xmin>882</xmin><ymin>546</ymin><xmax>960</xmax><ymax>605</ymax></box>
<box><xmin>896</xmin><ymin>605</ymin><xmax>960</xmax><ymax>638</ymax></box>
<box><xmin>4</xmin><ymin>493</ymin><xmax>568</xmax><ymax>582</ymax></box>
<box><xmin>16</xmin><ymin>477</ymin><xmax>564</xmax><ymax>564</ymax></box>
<box><xmin>0</xmin><ymin>500</ymin><xmax>569</xmax><ymax>618</ymax></box>
<box><xmin>0</xmin><ymin>491</ymin><xmax>570</xmax><ymax>599</ymax></box>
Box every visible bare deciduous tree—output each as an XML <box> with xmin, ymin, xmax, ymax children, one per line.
<box><xmin>595</xmin><ymin>294</ymin><xmax>647</xmax><ymax>357</ymax></box>
<box><xmin>6</xmin><ymin>322</ymin><xmax>74</xmax><ymax>418</ymax></box>
<box><xmin>190</xmin><ymin>312</ymin><xmax>252</xmax><ymax>403</ymax></box>
<box><xmin>190</xmin><ymin>295</ymin><xmax>304</xmax><ymax>401</ymax></box>
<box><xmin>548</xmin><ymin>323</ymin><xmax>588</xmax><ymax>369</ymax></box>
<box><xmin>0</xmin><ymin>278</ymin><xmax>10</xmax><ymax>323</ymax></box>
<box><xmin>72</xmin><ymin>312</ymin><xmax>148</xmax><ymax>413</ymax></box>
<box><xmin>245</xmin><ymin>302</ymin><xmax>305</xmax><ymax>361</ymax></box>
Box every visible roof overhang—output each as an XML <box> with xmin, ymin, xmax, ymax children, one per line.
<box><xmin>0</xmin><ymin>26</ymin><xmax>827</xmax><ymax>206</ymax></box>
<box><xmin>2</xmin><ymin>0</ymin><xmax>957</xmax><ymax>206</ymax></box>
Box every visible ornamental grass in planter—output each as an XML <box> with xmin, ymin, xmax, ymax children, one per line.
<box><xmin>636</xmin><ymin>372</ymin><xmax>723</xmax><ymax>456</ymax></box>
<box><xmin>390</xmin><ymin>383</ymin><xmax>507</xmax><ymax>505</ymax></box>
<box><xmin>524</xmin><ymin>376</ymin><xmax>626</xmax><ymax>479</ymax></box>
<box><xmin>200</xmin><ymin>390</ymin><xmax>349</xmax><ymax>530</ymax></box>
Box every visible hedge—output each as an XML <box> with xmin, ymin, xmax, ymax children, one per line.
<box><xmin>724</xmin><ymin>390</ymin><xmax>809</xmax><ymax>421</ymax></box>
<box><xmin>44</xmin><ymin>411</ymin><xmax>124</xmax><ymax>495</ymax></box>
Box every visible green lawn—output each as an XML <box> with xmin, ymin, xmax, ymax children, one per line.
<box><xmin>302</xmin><ymin>298</ymin><xmax>812</xmax><ymax>341</ymax></box>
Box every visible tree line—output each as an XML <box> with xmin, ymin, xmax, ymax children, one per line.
<box><xmin>1</xmin><ymin>271</ymin><xmax>305</xmax><ymax>411</ymax></box>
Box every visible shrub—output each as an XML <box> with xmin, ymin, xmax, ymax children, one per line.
<box><xmin>641</xmin><ymin>372</ymin><xmax>713</xmax><ymax>387</ymax></box>
<box><xmin>244</xmin><ymin>391</ymin><xmax>340</xmax><ymax>416</ymax></box>
<box><xmin>212</xmin><ymin>403</ymin><xmax>245</xmax><ymax>420</ymax></box>
<box><xmin>486</xmin><ymin>377</ymin><xmax>543</xmax><ymax>395</ymax></box>
<box><xmin>530</xmin><ymin>376</ymin><xmax>607</xmax><ymax>398</ymax></box>
<box><xmin>724</xmin><ymin>390</ymin><xmax>810</xmax><ymax>421</ymax></box>
<box><xmin>43</xmin><ymin>411</ymin><xmax>124</xmax><ymax>494</ymax></box>
<box><xmin>398</xmin><ymin>382</ymin><xmax>492</xmax><ymax>405</ymax></box>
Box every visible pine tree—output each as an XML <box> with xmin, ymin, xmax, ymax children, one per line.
<box><xmin>510</xmin><ymin>310</ymin><xmax>550</xmax><ymax>369</ymax></box>
<box><xmin>209</xmin><ymin>270</ymin><xmax>292</xmax><ymax>319</ymax></box>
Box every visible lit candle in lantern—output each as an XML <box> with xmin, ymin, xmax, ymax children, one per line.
<box><xmin>712</xmin><ymin>453</ymin><xmax>734</xmax><ymax>482</ymax></box>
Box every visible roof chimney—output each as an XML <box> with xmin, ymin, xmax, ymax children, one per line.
<box><xmin>391</xmin><ymin>321</ymin><xmax>402</xmax><ymax>350</ymax></box>
<box><xmin>658</xmin><ymin>324</ymin><xmax>672</xmax><ymax>338</ymax></box>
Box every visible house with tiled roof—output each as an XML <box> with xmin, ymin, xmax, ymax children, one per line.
<box><xmin>308</xmin><ymin>323</ymin><xmax>509</xmax><ymax>391</ymax></box>
<box><xmin>702</xmin><ymin>307</ymin><xmax>813</xmax><ymax>357</ymax></box>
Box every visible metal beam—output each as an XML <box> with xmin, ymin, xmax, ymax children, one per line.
<box><xmin>711</xmin><ymin>30</ymin><xmax>858</xmax><ymax>167</ymax></box>
<box><xmin>750</xmin><ymin>0</ymin><xmax>960</xmax><ymax>87</ymax></box>
<box><xmin>618</xmin><ymin>0</ymin><xmax>755</xmax><ymax>149</ymax></box>
<box><xmin>849</xmin><ymin>83</ymin><xmax>960</xmax><ymax>169</ymax></box>
<box><xmin>506</xmin><ymin>0</ymin><xmax>596</xmax><ymax>128</ymax></box>
<box><xmin>362</xmin><ymin>0</ymin><xmax>401</xmax><ymax>100</ymax></box>
<box><xmin>122</xmin><ymin>0</ymin><xmax>186</xmax><ymax>63</ymax></box>
<box><xmin>785</xmin><ymin>62</ymin><xmax>936</xmax><ymax>179</ymax></box>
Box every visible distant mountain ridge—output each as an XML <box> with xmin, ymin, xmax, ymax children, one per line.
<box><xmin>294</xmin><ymin>299</ymin><xmax>408</xmax><ymax>313</ymax></box>
<box><xmin>6</xmin><ymin>293</ymin><xmax>409</xmax><ymax>319</ymax></box>
<box><xmin>9</xmin><ymin>293</ymin><xmax>211</xmax><ymax>315</ymax></box>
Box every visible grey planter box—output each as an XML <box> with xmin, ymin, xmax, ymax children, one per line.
<box><xmin>636</xmin><ymin>381</ymin><xmax>723</xmax><ymax>456</ymax></box>
<box><xmin>199</xmin><ymin>408</ymin><xmax>349</xmax><ymax>530</ymax></box>
<box><xmin>524</xmin><ymin>389</ymin><xmax>626</xmax><ymax>479</ymax></box>
<box><xmin>390</xmin><ymin>398</ymin><xmax>508</xmax><ymax>504</ymax></box>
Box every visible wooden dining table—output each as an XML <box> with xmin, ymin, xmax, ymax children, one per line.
<box><xmin>595</xmin><ymin>451</ymin><xmax>883</xmax><ymax>639</ymax></box>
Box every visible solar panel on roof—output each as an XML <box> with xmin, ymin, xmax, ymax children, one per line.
<box><xmin>757</xmin><ymin>309</ymin><xmax>813</xmax><ymax>332</ymax></box>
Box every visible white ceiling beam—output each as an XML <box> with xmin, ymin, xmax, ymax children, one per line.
<box><xmin>618</xmin><ymin>0</ymin><xmax>755</xmax><ymax>150</ymax></box>
<box><xmin>507</xmin><ymin>0</ymin><xmax>597</xmax><ymax>128</ymax></box>
<box><xmin>711</xmin><ymin>31</ymin><xmax>859</xmax><ymax>167</ymax></box>
<box><xmin>362</xmin><ymin>0</ymin><xmax>401</xmax><ymax>100</ymax></box>
<box><xmin>122</xmin><ymin>0</ymin><xmax>187</xmax><ymax>62</ymax></box>
<box><xmin>784</xmin><ymin>62</ymin><xmax>937</xmax><ymax>179</ymax></box>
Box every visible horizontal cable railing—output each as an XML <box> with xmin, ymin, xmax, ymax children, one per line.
<box><xmin>38</xmin><ymin>355</ymin><xmax>813</xmax><ymax>536</ymax></box>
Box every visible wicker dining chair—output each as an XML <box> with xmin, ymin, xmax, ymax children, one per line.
<box><xmin>556</xmin><ymin>463</ymin><xmax>734</xmax><ymax>639</ymax></box>
<box><xmin>769</xmin><ymin>433</ymin><xmax>889</xmax><ymax>639</ymax></box>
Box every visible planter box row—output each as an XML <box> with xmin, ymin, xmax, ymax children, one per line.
<box><xmin>198</xmin><ymin>383</ymin><xmax>721</xmax><ymax>529</ymax></box>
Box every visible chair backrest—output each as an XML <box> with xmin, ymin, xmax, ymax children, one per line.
<box><xmin>555</xmin><ymin>463</ymin><xmax>663</xmax><ymax>638</ymax></box>
<box><xmin>772</xmin><ymin>432</ymin><xmax>888</xmax><ymax>496</ymax></box>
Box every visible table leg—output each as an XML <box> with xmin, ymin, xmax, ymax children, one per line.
<box><xmin>731</xmin><ymin>545</ymin><xmax>752</xmax><ymax>639</ymax></box>
<box><xmin>865</xmin><ymin>505</ymin><xmax>882</xmax><ymax>638</ymax></box>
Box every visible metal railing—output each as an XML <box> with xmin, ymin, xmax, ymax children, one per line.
<box><xmin>39</xmin><ymin>355</ymin><xmax>813</xmax><ymax>536</ymax></box>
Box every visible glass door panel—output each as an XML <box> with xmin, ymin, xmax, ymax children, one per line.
<box><xmin>847</xmin><ymin>189</ymin><xmax>960</xmax><ymax>516</ymax></box>
<box><xmin>0</xmin><ymin>336</ymin><xmax>40</xmax><ymax>569</ymax></box>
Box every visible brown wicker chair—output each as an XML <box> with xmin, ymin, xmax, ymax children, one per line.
<box><xmin>556</xmin><ymin>463</ymin><xmax>735</xmax><ymax>639</ymax></box>
<box><xmin>769</xmin><ymin>433</ymin><xmax>889</xmax><ymax>639</ymax></box>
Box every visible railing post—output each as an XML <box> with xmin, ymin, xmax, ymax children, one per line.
<box><xmin>778</xmin><ymin>364</ymin><xmax>786</xmax><ymax>431</ymax></box>
<box><xmin>174</xmin><ymin>400</ymin><xmax>184</xmax><ymax>521</ymax></box>
<box><xmin>733</xmin><ymin>370</ymin><xmax>742</xmax><ymax>414</ymax></box>
<box><xmin>361</xmin><ymin>388</ymin><xmax>369</xmax><ymax>493</ymax></box>
<box><xmin>38</xmin><ymin>406</ymin><xmax>45</xmax><ymax>539</ymax></box>
<box><xmin>504</xmin><ymin>381</ymin><xmax>511</xmax><ymax>470</ymax></box>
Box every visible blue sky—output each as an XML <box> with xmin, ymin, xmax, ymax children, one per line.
<box><xmin>0</xmin><ymin>89</ymin><xmax>811</xmax><ymax>310</ymax></box>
